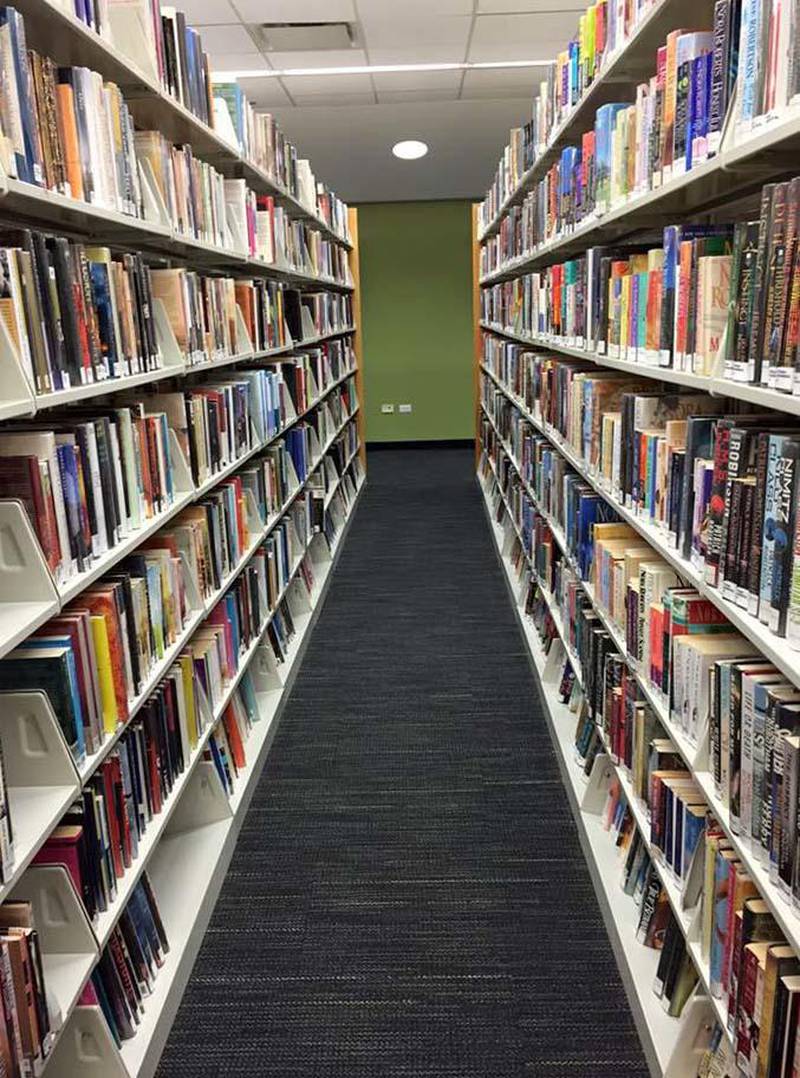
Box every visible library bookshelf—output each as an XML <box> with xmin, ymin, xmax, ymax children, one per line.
<box><xmin>473</xmin><ymin>0</ymin><xmax>800</xmax><ymax>1072</ymax></box>
<box><xmin>0</xmin><ymin>6</ymin><xmax>367</xmax><ymax>1072</ymax></box>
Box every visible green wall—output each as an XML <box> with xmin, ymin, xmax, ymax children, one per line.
<box><xmin>357</xmin><ymin>200</ymin><xmax>474</xmax><ymax>442</ymax></box>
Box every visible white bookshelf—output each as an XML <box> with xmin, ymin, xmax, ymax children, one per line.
<box><xmin>479</xmin><ymin>475</ymin><xmax>714</xmax><ymax>1078</ymax></box>
<box><xmin>0</xmin><ymin>7</ymin><xmax>367</xmax><ymax>1058</ymax></box>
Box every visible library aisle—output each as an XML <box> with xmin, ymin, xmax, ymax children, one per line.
<box><xmin>155</xmin><ymin>447</ymin><xmax>648</xmax><ymax>1078</ymax></box>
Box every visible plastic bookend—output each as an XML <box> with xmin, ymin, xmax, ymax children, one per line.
<box><xmin>194</xmin><ymin>680</ymin><xmax>214</xmax><ymax>734</ymax></box>
<box><xmin>138</xmin><ymin>159</ymin><xmax>171</xmax><ymax>229</ymax></box>
<box><xmin>10</xmin><ymin>865</ymin><xmax>97</xmax><ymax>959</ymax></box>
<box><xmin>167</xmin><ymin>430</ymin><xmax>194</xmax><ymax>496</ymax></box>
<box><xmin>244</xmin><ymin>488</ymin><xmax>265</xmax><ymax>536</ymax></box>
<box><xmin>225</xmin><ymin>205</ymin><xmax>248</xmax><ymax>258</ymax></box>
<box><xmin>581</xmin><ymin>752</ymin><xmax>615</xmax><ymax>815</ymax></box>
<box><xmin>309</xmin><ymin>532</ymin><xmax>331</xmax><ymax>566</ymax></box>
<box><xmin>177</xmin><ymin>551</ymin><xmax>203</xmax><ymax>616</ymax></box>
<box><xmin>165</xmin><ymin>760</ymin><xmax>233</xmax><ymax>835</ymax></box>
<box><xmin>300</xmin><ymin>307</ymin><xmax>316</xmax><ymax>339</ymax></box>
<box><xmin>233</xmin><ymin>305</ymin><xmax>254</xmax><ymax>357</ymax></box>
<box><xmin>307</xmin><ymin>425</ymin><xmax>322</xmax><ymax>463</ymax></box>
<box><xmin>247</xmin><ymin>397</ymin><xmax>266</xmax><ymax>446</ymax></box>
<box><xmin>152</xmin><ymin>299</ymin><xmax>185</xmax><ymax>370</ymax></box>
<box><xmin>107</xmin><ymin>5</ymin><xmax>160</xmax><ymax>83</ymax></box>
<box><xmin>283</xmin><ymin>391</ymin><xmax>298</xmax><ymax>425</ymax></box>
<box><xmin>212</xmin><ymin>97</ymin><xmax>239</xmax><ymax>151</ymax></box>
<box><xmin>663</xmin><ymin>996</ymin><xmax>717</xmax><ymax>1078</ymax></box>
<box><xmin>1</xmin><ymin>691</ymin><xmax>81</xmax><ymax>788</ymax></box>
<box><xmin>284</xmin><ymin>455</ymin><xmax>301</xmax><ymax>498</ymax></box>
<box><xmin>306</xmin><ymin>367</ymin><xmax>320</xmax><ymax>404</ymax></box>
<box><xmin>0</xmin><ymin>315</ymin><xmax>35</xmax><ymax>419</ymax></box>
<box><xmin>282</xmin><ymin>319</ymin><xmax>294</xmax><ymax>348</ymax></box>
<box><xmin>543</xmin><ymin>637</ymin><xmax>567</xmax><ymax>684</ymax></box>
<box><xmin>500</xmin><ymin>517</ymin><xmax>516</xmax><ymax>558</ymax></box>
<box><xmin>0</xmin><ymin>500</ymin><xmax>60</xmax><ymax>604</ymax></box>
<box><xmin>45</xmin><ymin>1006</ymin><xmax>128</xmax><ymax>1078</ymax></box>
<box><xmin>287</xmin><ymin>576</ymin><xmax>311</xmax><ymax>617</ymax></box>
<box><xmin>251</xmin><ymin>645</ymin><xmax>283</xmax><ymax>694</ymax></box>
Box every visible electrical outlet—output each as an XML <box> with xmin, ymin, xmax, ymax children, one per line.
<box><xmin>398</xmin><ymin>403</ymin><xmax>412</xmax><ymax>413</ymax></box>
<box><xmin>381</xmin><ymin>403</ymin><xmax>394</xmax><ymax>414</ymax></box>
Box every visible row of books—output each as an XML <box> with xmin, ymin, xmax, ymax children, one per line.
<box><xmin>479</xmin><ymin>0</ymin><xmax>663</xmax><ymax>226</ymax></box>
<box><xmin>482</xmin><ymin>385</ymin><xmax>800</xmax><ymax>1015</ymax></box>
<box><xmin>0</xmin><ymin>406</ymin><xmax>179</xmax><ymax>586</ymax></box>
<box><xmin>0</xmin><ymin>7</ymin><xmax>351</xmax><ymax>246</ymax></box>
<box><xmin>479</xmin><ymin>21</ymin><xmax>759</xmax><ymax>276</ymax></box>
<box><xmin>0</xmin><ymin>398</ymin><xmax>341</xmax><ymax>775</ymax></box>
<box><xmin>213</xmin><ymin>82</ymin><xmax>349</xmax><ymax>238</ymax></box>
<box><xmin>0</xmin><ymin>893</ymin><xmax>54</xmax><ymax>1076</ymax></box>
<box><xmin>496</xmin><ymin>459</ymin><xmax>800</xmax><ymax>1071</ymax></box>
<box><xmin>0</xmin><ymin>358</ymin><xmax>354</xmax><ymax>602</ymax></box>
<box><xmin>482</xmin><ymin>175</ymin><xmax>800</xmax><ymax>393</ymax></box>
<box><xmin>6</xmin><ymin>525</ymin><xmax>313</xmax><ymax>914</ymax></box>
<box><xmin>480</xmin><ymin>0</ymin><xmax>796</xmax><ymax>238</ymax></box>
<box><xmin>482</xmin><ymin>341</ymin><xmax>800</xmax><ymax>643</ymax></box>
<box><xmin>0</xmin><ymin>221</ymin><xmax>354</xmax><ymax>398</ymax></box>
<box><xmin>86</xmin><ymin>872</ymin><xmax>168</xmax><ymax>1047</ymax></box>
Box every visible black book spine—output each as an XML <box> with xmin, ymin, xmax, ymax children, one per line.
<box><xmin>708</xmin><ymin>0</ymin><xmax>731</xmax><ymax>142</ymax></box>
<box><xmin>749</xmin><ymin>184</ymin><xmax>777</xmax><ymax>383</ymax></box>
<box><xmin>747</xmin><ymin>433</ymin><xmax>771</xmax><ymax>608</ymax></box>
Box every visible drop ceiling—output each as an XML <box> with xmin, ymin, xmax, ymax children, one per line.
<box><xmin>182</xmin><ymin>0</ymin><xmax>584</xmax><ymax>202</ymax></box>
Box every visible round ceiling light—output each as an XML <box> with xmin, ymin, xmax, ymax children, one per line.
<box><xmin>392</xmin><ymin>140</ymin><xmax>428</xmax><ymax>160</ymax></box>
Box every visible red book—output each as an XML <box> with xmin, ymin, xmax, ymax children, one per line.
<box><xmin>0</xmin><ymin>454</ymin><xmax>60</xmax><ymax>572</ymax></box>
<box><xmin>223</xmin><ymin>704</ymin><xmax>246</xmax><ymax>770</ymax></box>
<box><xmin>100</xmin><ymin>762</ymin><xmax>123</xmax><ymax>880</ymax></box>
<box><xmin>31</xmin><ymin>825</ymin><xmax>83</xmax><ymax>899</ymax></box>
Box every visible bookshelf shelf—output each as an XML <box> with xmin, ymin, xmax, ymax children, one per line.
<box><xmin>0</xmin><ymin>0</ymin><xmax>366</xmax><ymax>1060</ymax></box>
<box><xmin>478</xmin><ymin>0</ymin><xmax>719</xmax><ymax>242</ymax></box>
<box><xmin>480</xmin><ymin>483</ymin><xmax>708</xmax><ymax>1077</ymax></box>
<box><xmin>41</xmin><ymin>478</ymin><xmax>363</xmax><ymax>1078</ymax></box>
<box><xmin>479</xmin><ymin>379</ymin><xmax>800</xmax><ymax>1040</ymax></box>
<box><xmin>481</xmin><ymin>364</ymin><xmax>800</xmax><ymax>691</ymax></box>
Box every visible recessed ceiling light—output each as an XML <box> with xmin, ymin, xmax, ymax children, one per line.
<box><xmin>392</xmin><ymin>140</ymin><xmax>428</xmax><ymax>160</ymax></box>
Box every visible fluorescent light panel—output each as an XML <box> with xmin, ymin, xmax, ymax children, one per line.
<box><xmin>213</xmin><ymin>59</ymin><xmax>550</xmax><ymax>80</ymax></box>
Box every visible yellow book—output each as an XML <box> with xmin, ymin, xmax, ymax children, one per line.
<box><xmin>180</xmin><ymin>654</ymin><xmax>199</xmax><ymax>748</ymax></box>
<box><xmin>90</xmin><ymin>614</ymin><xmax>118</xmax><ymax>734</ymax></box>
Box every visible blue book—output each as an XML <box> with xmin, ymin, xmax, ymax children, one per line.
<box><xmin>0</xmin><ymin>8</ymin><xmax>40</xmax><ymax>185</ymax></box>
<box><xmin>709</xmin><ymin>847</ymin><xmax>732</xmax><ymax>994</ymax></box>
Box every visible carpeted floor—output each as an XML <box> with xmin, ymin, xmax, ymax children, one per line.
<box><xmin>155</xmin><ymin>447</ymin><xmax>650</xmax><ymax>1078</ymax></box>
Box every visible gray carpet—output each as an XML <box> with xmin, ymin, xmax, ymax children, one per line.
<box><xmin>155</xmin><ymin>447</ymin><xmax>650</xmax><ymax>1078</ymax></box>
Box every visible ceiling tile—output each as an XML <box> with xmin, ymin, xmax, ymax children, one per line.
<box><xmin>179</xmin><ymin>0</ymin><xmax>239</xmax><ymax>25</ymax></box>
<box><xmin>376</xmin><ymin>88</ymin><xmax>460</xmax><ymax>102</ymax></box>
<box><xmin>237</xmin><ymin>77</ymin><xmax>293</xmax><ymax>106</ymax></box>
<box><xmin>230</xmin><ymin>0</ymin><xmax>355</xmax><ymax>18</ymax></box>
<box><xmin>461</xmin><ymin>68</ymin><xmax>539</xmax><ymax>98</ymax></box>
<box><xmin>197</xmin><ymin>23</ymin><xmax>258</xmax><ymax>54</ymax></box>
<box><xmin>469</xmin><ymin>13</ymin><xmax>580</xmax><ymax>61</ymax></box>
<box><xmin>357</xmin><ymin>0</ymin><xmax>472</xmax><ymax>13</ymax></box>
<box><xmin>210</xmin><ymin>53</ymin><xmax>269</xmax><ymax>72</ymax></box>
<box><xmin>282</xmin><ymin>72</ymin><xmax>373</xmax><ymax>95</ymax></box>
<box><xmin>371</xmin><ymin>69</ymin><xmax>461</xmax><ymax>91</ymax></box>
<box><xmin>292</xmin><ymin>92</ymin><xmax>376</xmax><ymax>106</ymax></box>
<box><xmin>361</xmin><ymin>14</ymin><xmax>472</xmax><ymax>50</ymax></box>
<box><xmin>478</xmin><ymin>0</ymin><xmax>584</xmax><ymax>9</ymax></box>
<box><xmin>262</xmin><ymin>48</ymin><xmax>367</xmax><ymax>69</ymax></box>
<box><xmin>368</xmin><ymin>44</ymin><xmax>469</xmax><ymax>64</ymax></box>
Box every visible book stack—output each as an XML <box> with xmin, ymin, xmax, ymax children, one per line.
<box><xmin>0</xmin><ymin>7</ymin><xmax>142</xmax><ymax>211</ymax></box>
<box><xmin>204</xmin><ymin>674</ymin><xmax>259</xmax><ymax>797</ymax></box>
<box><xmin>86</xmin><ymin>873</ymin><xmax>169</xmax><ymax>1046</ymax></box>
<box><xmin>0</xmin><ymin>897</ymin><xmax>54</xmax><ymax>1074</ymax></box>
<box><xmin>0</xmin><ymin>231</ymin><xmax>161</xmax><ymax>394</ymax></box>
<box><xmin>0</xmin><ymin>407</ymin><xmax>179</xmax><ymax>587</ymax></box>
<box><xmin>135</xmin><ymin>132</ymin><xmax>235</xmax><ymax>250</ymax></box>
<box><xmin>0</xmin><ymin>535</ymin><xmax>196</xmax><ymax>763</ymax></box>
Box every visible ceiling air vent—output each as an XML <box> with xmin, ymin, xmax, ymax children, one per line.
<box><xmin>249</xmin><ymin>22</ymin><xmax>358</xmax><ymax>53</ymax></box>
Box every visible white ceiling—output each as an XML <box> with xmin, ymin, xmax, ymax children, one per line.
<box><xmin>186</xmin><ymin>0</ymin><xmax>584</xmax><ymax>201</ymax></box>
